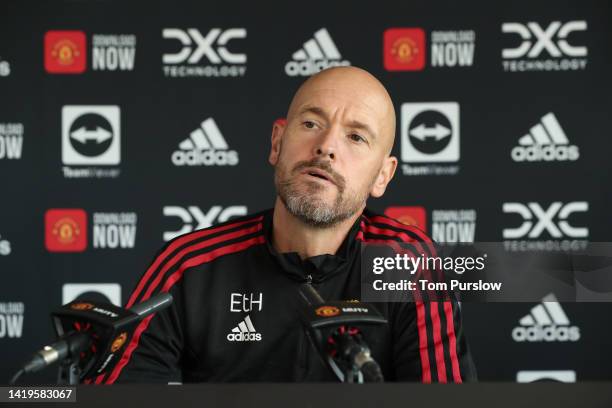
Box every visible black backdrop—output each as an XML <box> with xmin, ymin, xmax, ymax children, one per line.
<box><xmin>1</xmin><ymin>0</ymin><xmax>611</xmax><ymax>384</ymax></box>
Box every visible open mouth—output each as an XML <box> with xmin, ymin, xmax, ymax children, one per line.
<box><xmin>308</xmin><ymin>172</ymin><xmax>328</xmax><ymax>181</ymax></box>
<box><xmin>303</xmin><ymin>168</ymin><xmax>334</xmax><ymax>184</ymax></box>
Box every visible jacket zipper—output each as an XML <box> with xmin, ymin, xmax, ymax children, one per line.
<box><xmin>297</xmin><ymin>273</ymin><xmax>314</xmax><ymax>379</ymax></box>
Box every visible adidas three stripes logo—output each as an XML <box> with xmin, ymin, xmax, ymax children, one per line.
<box><xmin>511</xmin><ymin>112</ymin><xmax>579</xmax><ymax>162</ymax></box>
<box><xmin>227</xmin><ymin>315</ymin><xmax>262</xmax><ymax>342</ymax></box>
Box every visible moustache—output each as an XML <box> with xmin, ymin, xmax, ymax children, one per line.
<box><xmin>292</xmin><ymin>159</ymin><xmax>345</xmax><ymax>189</ymax></box>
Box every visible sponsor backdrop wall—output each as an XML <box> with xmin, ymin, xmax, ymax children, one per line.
<box><xmin>1</xmin><ymin>0</ymin><xmax>611</xmax><ymax>384</ymax></box>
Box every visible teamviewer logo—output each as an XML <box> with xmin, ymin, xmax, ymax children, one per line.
<box><xmin>401</xmin><ymin>102</ymin><xmax>460</xmax><ymax>163</ymax></box>
<box><xmin>62</xmin><ymin>105</ymin><xmax>120</xmax><ymax>165</ymax></box>
<box><xmin>516</xmin><ymin>370</ymin><xmax>576</xmax><ymax>383</ymax></box>
<box><xmin>62</xmin><ymin>283</ymin><xmax>121</xmax><ymax>306</ymax></box>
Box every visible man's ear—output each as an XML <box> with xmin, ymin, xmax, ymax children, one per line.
<box><xmin>269</xmin><ymin>118</ymin><xmax>286</xmax><ymax>166</ymax></box>
<box><xmin>370</xmin><ymin>155</ymin><xmax>398</xmax><ymax>198</ymax></box>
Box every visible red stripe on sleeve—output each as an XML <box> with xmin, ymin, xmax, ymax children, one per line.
<box><xmin>415</xmin><ymin>301</ymin><xmax>432</xmax><ymax>383</ymax></box>
<box><xmin>366</xmin><ymin>215</ymin><xmax>437</xmax><ymax>257</ymax></box>
<box><xmin>161</xmin><ymin>236</ymin><xmax>266</xmax><ymax>293</ymax></box>
<box><xmin>444</xmin><ymin>301</ymin><xmax>463</xmax><ymax>383</ymax></box>
<box><xmin>429</xmin><ymin>302</ymin><xmax>448</xmax><ymax>383</ymax></box>
<box><xmin>105</xmin><ymin>235</ymin><xmax>265</xmax><ymax>384</ymax></box>
<box><xmin>133</xmin><ymin>223</ymin><xmax>262</xmax><ymax>307</ymax></box>
<box><xmin>127</xmin><ymin>216</ymin><xmax>263</xmax><ymax>308</ymax></box>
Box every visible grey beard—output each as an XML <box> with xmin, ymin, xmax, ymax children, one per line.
<box><xmin>277</xmin><ymin>177</ymin><xmax>366</xmax><ymax>228</ymax></box>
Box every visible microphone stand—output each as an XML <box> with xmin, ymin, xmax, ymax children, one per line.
<box><xmin>9</xmin><ymin>293</ymin><xmax>173</xmax><ymax>385</ymax></box>
<box><xmin>298</xmin><ymin>283</ymin><xmax>387</xmax><ymax>383</ymax></box>
<box><xmin>58</xmin><ymin>359</ymin><xmax>81</xmax><ymax>386</ymax></box>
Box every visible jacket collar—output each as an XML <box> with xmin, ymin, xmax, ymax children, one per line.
<box><xmin>263</xmin><ymin>208</ymin><xmax>362</xmax><ymax>283</ymax></box>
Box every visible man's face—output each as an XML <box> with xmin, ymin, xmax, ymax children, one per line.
<box><xmin>270</xmin><ymin>73</ymin><xmax>396</xmax><ymax>228</ymax></box>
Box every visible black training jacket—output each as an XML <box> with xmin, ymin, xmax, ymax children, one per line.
<box><xmin>97</xmin><ymin>208</ymin><xmax>476</xmax><ymax>384</ymax></box>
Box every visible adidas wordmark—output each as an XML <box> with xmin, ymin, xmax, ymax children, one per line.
<box><xmin>511</xmin><ymin>113</ymin><xmax>579</xmax><ymax>162</ymax></box>
<box><xmin>285</xmin><ymin>28</ymin><xmax>350</xmax><ymax>76</ymax></box>
<box><xmin>171</xmin><ymin>117</ymin><xmax>239</xmax><ymax>166</ymax></box>
<box><xmin>227</xmin><ymin>315</ymin><xmax>262</xmax><ymax>342</ymax></box>
<box><xmin>512</xmin><ymin>293</ymin><xmax>580</xmax><ymax>342</ymax></box>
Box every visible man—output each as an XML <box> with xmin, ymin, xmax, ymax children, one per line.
<box><xmin>99</xmin><ymin>66</ymin><xmax>476</xmax><ymax>383</ymax></box>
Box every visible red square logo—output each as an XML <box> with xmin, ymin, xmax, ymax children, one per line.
<box><xmin>384</xmin><ymin>28</ymin><xmax>426</xmax><ymax>71</ymax></box>
<box><xmin>45</xmin><ymin>209</ymin><xmax>87</xmax><ymax>252</ymax></box>
<box><xmin>44</xmin><ymin>31</ymin><xmax>86</xmax><ymax>74</ymax></box>
<box><xmin>384</xmin><ymin>206</ymin><xmax>427</xmax><ymax>231</ymax></box>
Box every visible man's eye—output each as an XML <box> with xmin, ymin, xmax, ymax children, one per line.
<box><xmin>349</xmin><ymin>133</ymin><xmax>366</xmax><ymax>143</ymax></box>
<box><xmin>303</xmin><ymin>121</ymin><xmax>316</xmax><ymax>129</ymax></box>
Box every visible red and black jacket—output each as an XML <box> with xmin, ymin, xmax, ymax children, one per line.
<box><xmin>96</xmin><ymin>208</ymin><xmax>476</xmax><ymax>384</ymax></box>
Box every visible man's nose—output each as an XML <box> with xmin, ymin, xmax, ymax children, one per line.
<box><xmin>313</xmin><ymin>126</ymin><xmax>340</xmax><ymax>160</ymax></box>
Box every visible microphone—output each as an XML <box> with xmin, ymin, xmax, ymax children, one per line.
<box><xmin>298</xmin><ymin>282</ymin><xmax>325</xmax><ymax>306</ymax></box>
<box><xmin>129</xmin><ymin>293</ymin><xmax>173</xmax><ymax>317</ymax></box>
<box><xmin>19</xmin><ymin>332</ymin><xmax>90</xmax><ymax>378</ymax></box>
<box><xmin>330</xmin><ymin>326</ymin><xmax>384</xmax><ymax>383</ymax></box>
<box><xmin>298</xmin><ymin>283</ymin><xmax>386</xmax><ymax>383</ymax></box>
<box><xmin>11</xmin><ymin>293</ymin><xmax>173</xmax><ymax>384</ymax></box>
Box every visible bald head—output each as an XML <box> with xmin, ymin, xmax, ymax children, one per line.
<box><xmin>270</xmin><ymin>66</ymin><xmax>400</xmax><ymax>227</ymax></box>
<box><xmin>286</xmin><ymin>66</ymin><xmax>396</xmax><ymax>155</ymax></box>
